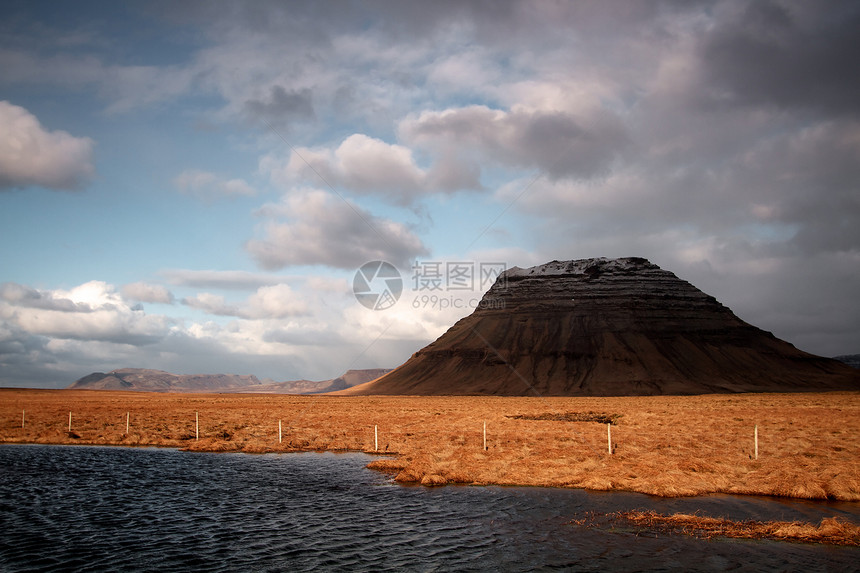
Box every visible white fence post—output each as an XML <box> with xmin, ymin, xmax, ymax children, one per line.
<box><xmin>483</xmin><ymin>421</ymin><xmax>487</xmax><ymax>451</ymax></box>
<box><xmin>754</xmin><ymin>425</ymin><xmax>758</xmax><ymax>460</ymax></box>
<box><xmin>607</xmin><ymin>423</ymin><xmax>612</xmax><ymax>455</ymax></box>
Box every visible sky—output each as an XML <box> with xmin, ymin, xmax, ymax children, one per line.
<box><xmin>1</xmin><ymin>0</ymin><xmax>858</xmax><ymax>388</ymax></box>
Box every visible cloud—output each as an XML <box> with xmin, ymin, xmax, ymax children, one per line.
<box><xmin>0</xmin><ymin>279</ymin><xmax>328</xmax><ymax>387</ymax></box>
<box><xmin>0</xmin><ymin>281</ymin><xmax>171</xmax><ymax>346</ymax></box>
<box><xmin>732</xmin><ymin>120</ymin><xmax>860</xmax><ymax>255</ymax></box>
<box><xmin>0</xmin><ymin>29</ymin><xmax>189</xmax><ymax>112</ymax></box>
<box><xmin>0</xmin><ymin>49</ymin><xmax>105</xmax><ymax>89</ymax></box>
<box><xmin>290</xmin><ymin>134</ymin><xmax>425</xmax><ymax>192</ymax></box>
<box><xmin>246</xmin><ymin>188</ymin><xmax>429</xmax><ymax>269</ymax></box>
<box><xmin>182</xmin><ymin>284</ymin><xmax>308</xmax><ymax>319</ymax></box>
<box><xmin>695</xmin><ymin>0</ymin><xmax>860</xmax><ymax>115</ymax></box>
<box><xmin>1</xmin><ymin>282</ymin><xmax>88</xmax><ymax>312</ymax></box>
<box><xmin>101</xmin><ymin>64</ymin><xmax>196</xmax><ymax>114</ymax></box>
<box><xmin>182</xmin><ymin>292</ymin><xmax>237</xmax><ymax>316</ymax></box>
<box><xmin>160</xmin><ymin>269</ymin><xmax>301</xmax><ymax>290</ymax></box>
<box><xmin>0</xmin><ymin>101</ymin><xmax>95</xmax><ymax>191</ymax></box>
<box><xmin>400</xmin><ymin>104</ymin><xmax>629</xmax><ymax>180</ymax></box>
<box><xmin>245</xmin><ymin>284</ymin><xmax>310</xmax><ymax>318</ymax></box>
<box><xmin>173</xmin><ymin>169</ymin><xmax>256</xmax><ymax>200</ymax></box>
<box><xmin>4</xmin><ymin>0</ymin><xmax>860</xmax><ymax>388</ymax></box>
<box><xmin>265</xmin><ymin>133</ymin><xmax>482</xmax><ymax>203</ymax></box>
<box><xmin>244</xmin><ymin>85</ymin><xmax>315</xmax><ymax>128</ymax></box>
<box><xmin>121</xmin><ymin>282</ymin><xmax>175</xmax><ymax>304</ymax></box>
<box><xmin>261</xmin><ymin>325</ymin><xmax>344</xmax><ymax>346</ymax></box>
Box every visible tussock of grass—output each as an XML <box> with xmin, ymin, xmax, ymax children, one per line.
<box><xmin>420</xmin><ymin>474</ymin><xmax>448</xmax><ymax>486</ymax></box>
<box><xmin>573</xmin><ymin>510</ymin><xmax>860</xmax><ymax>546</ymax></box>
<box><xmin>366</xmin><ymin>459</ymin><xmax>406</xmax><ymax>473</ymax></box>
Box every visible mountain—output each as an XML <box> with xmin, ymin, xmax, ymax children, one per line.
<box><xmin>345</xmin><ymin>257</ymin><xmax>859</xmax><ymax>396</ymax></box>
<box><xmin>68</xmin><ymin>368</ymin><xmax>392</xmax><ymax>393</ymax></box>
<box><xmin>307</xmin><ymin>369</ymin><xmax>394</xmax><ymax>394</ymax></box>
<box><xmin>228</xmin><ymin>368</ymin><xmax>393</xmax><ymax>394</ymax></box>
<box><xmin>834</xmin><ymin>355</ymin><xmax>860</xmax><ymax>369</ymax></box>
<box><xmin>68</xmin><ymin>369</ymin><xmax>264</xmax><ymax>392</ymax></box>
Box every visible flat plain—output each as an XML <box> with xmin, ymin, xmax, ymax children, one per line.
<box><xmin>2</xmin><ymin>389</ymin><xmax>858</xmax><ymax>501</ymax></box>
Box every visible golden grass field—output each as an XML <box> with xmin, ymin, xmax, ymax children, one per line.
<box><xmin>2</xmin><ymin>389</ymin><xmax>858</xmax><ymax>502</ymax></box>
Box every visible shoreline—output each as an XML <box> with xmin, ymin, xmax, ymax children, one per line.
<box><xmin>2</xmin><ymin>389</ymin><xmax>859</xmax><ymax>502</ymax></box>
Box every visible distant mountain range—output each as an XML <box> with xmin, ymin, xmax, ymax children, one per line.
<box><xmin>68</xmin><ymin>368</ymin><xmax>392</xmax><ymax>394</ymax></box>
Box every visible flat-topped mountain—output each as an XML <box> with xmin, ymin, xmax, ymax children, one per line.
<box><xmin>68</xmin><ymin>369</ymin><xmax>263</xmax><ymax>392</ymax></box>
<box><xmin>346</xmin><ymin>257</ymin><xmax>859</xmax><ymax>396</ymax></box>
<box><xmin>69</xmin><ymin>368</ymin><xmax>391</xmax><ymax>393</ymax></box>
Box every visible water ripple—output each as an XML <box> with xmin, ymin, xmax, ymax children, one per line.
<box><xmin>1</xmin><ymin>445</ymin><xmax>857</xmax><ymax>572</ymax></box>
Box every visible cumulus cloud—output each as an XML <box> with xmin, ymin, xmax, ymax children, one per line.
<box><xmin>1</xmin><ymin>282</ymin><xmax>88</xmax><ymax>312</ymax></box>
<box><xmin>246</xmin><ymin>284</ymin><xmax>309</xmax><ymax>318</ymax></box>
<box><xmin>0</xmin><ymin>279</ymin><xmax>318</xmax><ymax>387</ymax></box>
<box><xmin>288</xmin><ymin>134</ymin><xmax>424</xmax><ymax>192</ymax></box>
<box><xmin>0</xmin><ymin>281</ymin><xmax>171</xmax><ymax>346</ymax></box>
<box><xmin>264</xmin><ymin>133</ymin><xmax>482</xmax><ymax>203</ymax></box>
<box><xmin>173</xmin><ymin>169</ymin><xmax>256</xmax><ymax>200</ymax></box>
<box><xmin>0</xmin><ymin>101</ymin><xmax>95</xmax><ymax>191</ymax></box>
<box><xmin>246</xmin><ymin>188</ymin><xmax>429</xmax><ymax>269</ymax></box>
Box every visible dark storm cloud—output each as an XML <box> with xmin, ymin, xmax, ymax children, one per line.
<box><xmin>697</xmin><ymin>0</ymin><xmax>860</xmax><ymax>114</ymax></box>
<box><xmin>0</xmin><ymin>329</ymin><xmax>68</xmax><ymax>388</ymax></box>
<box><xmin>787</xmin><ymin>196</ymin><xmax>860</xmax><ymax>255</ymax></box>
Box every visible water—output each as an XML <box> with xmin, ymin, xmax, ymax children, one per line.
<box><xmin>0</xmin><ymin>445</ymin><xmax>857</xmax><ymax>572</ymax></box>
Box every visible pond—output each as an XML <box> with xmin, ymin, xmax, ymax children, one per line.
<box><xmin>0</xmin><ymin>445</ymin><xmax>856</xmax><ymax>571</ymax></box>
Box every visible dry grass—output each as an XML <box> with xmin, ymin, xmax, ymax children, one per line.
<box><xmin>572</xmin><ymin>510</ymin><xmax>860</xmax><ymax>546</ymax></box>
<box><xmin>1</xmin><ymin>389</ymin><xmax>859</xmax><ymax>502</ymax></box>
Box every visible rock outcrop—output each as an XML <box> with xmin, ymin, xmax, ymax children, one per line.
<box><xmin>349</xmin><ymin>257</ymin><xmax>859</xmax><ymax>396</ymax></box>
